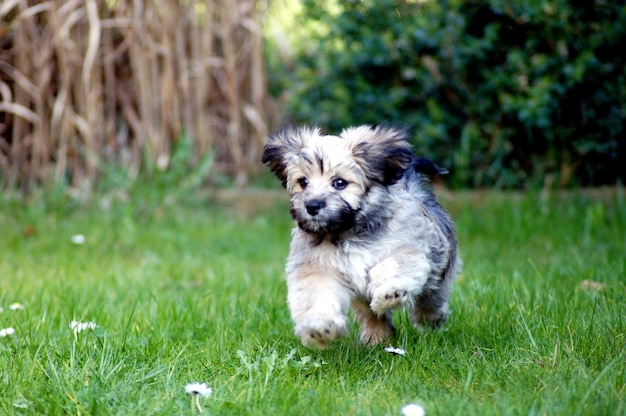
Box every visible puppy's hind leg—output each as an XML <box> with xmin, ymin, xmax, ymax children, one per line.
<box><xmin>351</xmin><ymin>299</ymin><xmax>394</xmax><ymax>346</ymax></box>
<box><xmin>410</xmin><ymin>285</ymin><xmax>452</xmax><ymax>330</ymax></box>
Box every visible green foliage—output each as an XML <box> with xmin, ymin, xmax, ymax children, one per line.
<box><xmin>95</xmin><ymin>132</ymin><xmax>216</xmax><ymax>207</ymax></box>
<box><xmin>1</xmin><ymin>188</ymin><xmax>625</xmax><ymax>414</ymax></box>
<box><xmin>269</xmin><ymin>0</ymin><xmax>626</xmax><ymax>188</ymax></box>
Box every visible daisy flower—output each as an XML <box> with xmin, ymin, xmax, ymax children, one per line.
<box><xmin>401</xmin><ymin>403</ymin><xmax>426</xmax><ymax>416</ymax></box>
<box><xmin>384</xmin><ymin>346</ymin><xmax>407</xmax><ymax>356</ymax></box>
<box><xmin>9</xmin><ymin>302</ymin><xmax>25</xmax><ymax>311</ymax></box>
<box><xmin>70</xmin><ymin>320</ymin><xmax>97</xmax><ymax>334</ymax></box>
<box><xmin>579</xmin><ymin>279</ymin><xmax>605</xmax><ymax>291</ymax></box>
<box><xmin>71</xmin><ymin>234</ymin><xmax>86</xmax><ymax>245</ymax></box>
<box><xmin>184</xmin><ymin>382</ymin><xmax>212</xmax><ymax>413</ymax></box>
<box><xmin>185</xmin><ymin>382</ymin><xmax>212</xmax><ymax>397</ymax></box>
<box><xmin>0</xmin><ymin>327</ymin><xmax>15</xmax><ymax>337</ymax></box>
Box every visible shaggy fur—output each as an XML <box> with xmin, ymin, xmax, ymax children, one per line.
<box><xmin>262</xmin><ymin>125</ymin><xmax>460</xmax><ymax>348</ymax></box>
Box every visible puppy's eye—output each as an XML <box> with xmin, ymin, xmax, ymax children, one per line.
<box><xmin>332</xmin><ymin>178</ymin><xmax>349</xmax><ymax>190</ymax></box>
<box><xmin>297</xmin><ymin>177</ymin><xmax>309</xmax><ymax>189</ymax></box>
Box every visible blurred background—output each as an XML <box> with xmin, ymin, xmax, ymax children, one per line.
<box><xmin>1</xmin><ymin>0</ymin><xmax>624</xmax><ymax>194</ymax></box>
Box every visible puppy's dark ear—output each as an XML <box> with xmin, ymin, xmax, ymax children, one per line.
<box><xmin>261</xmin><ymin>126</ymin><xmax>312</xmax><ymax>187</ymax></box>
<box><xmin>346</xmin><ymin>125</ymin><xmax>413</xmax><ymax>185</ymax></box>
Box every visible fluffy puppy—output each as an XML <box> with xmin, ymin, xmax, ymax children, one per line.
<box><xmin>262</xmin><ymin>125</ymin><xmax>460</xmax><ymax>348</ymax></box>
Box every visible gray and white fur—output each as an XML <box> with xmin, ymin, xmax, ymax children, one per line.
<box><xmin>262</xmin><ymin>125</ymin><xmax>460</xmax><ymax>348</ymax></box>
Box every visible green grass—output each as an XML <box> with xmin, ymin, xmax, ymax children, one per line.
<box><xmin>1</xmin><ymin>188</ymin><xmax>624</xmax><ymax>415</ymax></box>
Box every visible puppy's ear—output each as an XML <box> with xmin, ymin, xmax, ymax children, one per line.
<box><xmin>262</xmin><ymin>126</ymin><xmax>315</xmax><ymax>187</ymax></box>
<box><xmin>344</xmin><ymin>125</ymin><xmax>413</xmax><ymax>185</ymax></box>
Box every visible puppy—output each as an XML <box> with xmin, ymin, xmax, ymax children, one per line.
<box><xmin>262</xmin><ymin>125</ymin><xmax>460</xmax><ymax>348</ymax></box>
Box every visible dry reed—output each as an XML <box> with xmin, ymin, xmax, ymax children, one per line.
<box><xmin>0</xmin><ymin>0</ymin><xmax>271</xmax><ymax>192</ymax></box>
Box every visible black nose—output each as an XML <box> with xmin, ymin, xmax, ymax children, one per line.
<box><xmin>305</xmin><ymin>199</ymin><xmax>324</xmax><ymax>216</ymax></box>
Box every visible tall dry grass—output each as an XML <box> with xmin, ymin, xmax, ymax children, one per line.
<box><xmin>0</xmin><ymin>0</ymin><xmax>271</xmax><ymax>192</ymax></box>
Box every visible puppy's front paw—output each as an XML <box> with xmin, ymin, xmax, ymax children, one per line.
<box><xmin>294</xmin><ymin>315</ymin><xmax>348</xmax><ymax>349</ymax></box>
<box><xmin>369</xmin><ymin>284</ymin><xmax>409</xmax><ymax>316</ymax></box>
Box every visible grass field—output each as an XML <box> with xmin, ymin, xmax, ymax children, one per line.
<box><xmin>1</xmin><ymin>187</ymin><xmax>624</xmax><ymax>415</ymax></box>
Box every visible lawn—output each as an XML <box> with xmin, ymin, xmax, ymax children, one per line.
<box><xmin>1</xmin><ymin>187</ymin><xmax>624</xmax><ymax>415</ymax></box>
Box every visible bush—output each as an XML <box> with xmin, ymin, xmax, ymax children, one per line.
<box><xmin>269</xmin><ymin>0</ymin><xmax>626</xmax><ymax>188</ymax></box>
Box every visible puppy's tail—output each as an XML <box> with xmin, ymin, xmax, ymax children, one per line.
<box><xmin>412</xmin><ymin>157</ymin><xmax>448</xmax><ymax>178</ymax></box>
<box><xmin>402</xmin><ymin>156</ymin><xmax>449</xmax><ymax>195</ymax></box>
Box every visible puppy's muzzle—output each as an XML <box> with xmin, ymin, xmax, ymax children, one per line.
<box><xmin>305</xmin><ymin>199</ymin><xmax>325</xmax><ymax>216</ymax></box>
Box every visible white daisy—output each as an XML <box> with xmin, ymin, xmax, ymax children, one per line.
<box><xmin>185</xmin><ymin>382</ymin><xmax>212</xmax><ymax>413</ymax></box>
<box><xmin>70</xmin><ymin>320</ymin><xmax>97</xmax><ymax>333</ymax></box>
<box><xmin>0</xmin><ymin>327</ymin><xmax>15</xmax><ymax>337</ymax></box>
<box><xmin>184</xmin><ymin>382</ymin><xmax>213</xmax><ymax>397</ymax></box>
<box><xmin>71</xmin><ymin>234</ymin><xmax>86</xmax><ymax>245</ymax></box>
<box><xmin>401</xmin><ymin>403</ymin><xmax>426</xmax><ymax>416</ymax></box>
<box><xmin>384</xmin><ymin>346</ymin><xmax>407</xmax><ymax>356</ymax></box>
<box><xmin>9</xmin><ymin>302</ymin><xmax>25</xmax><ymax>311</ymax></box>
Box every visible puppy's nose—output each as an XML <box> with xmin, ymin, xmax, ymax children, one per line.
<box><xmin>305</xmin><ymin>199</ymin><xmax>324</xmax><ymax>216</ymax></box>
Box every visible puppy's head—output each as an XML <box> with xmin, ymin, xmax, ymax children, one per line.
<box><xmin>262</xmin><ymin>125</ymin><xmax>413</xmax><ymax>235</ymax></box>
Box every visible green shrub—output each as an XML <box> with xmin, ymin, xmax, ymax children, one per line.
<box><xmin>268</xmin><ymin>0</ymin><xmax>626</xmax><ymax>188</ymax></box>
